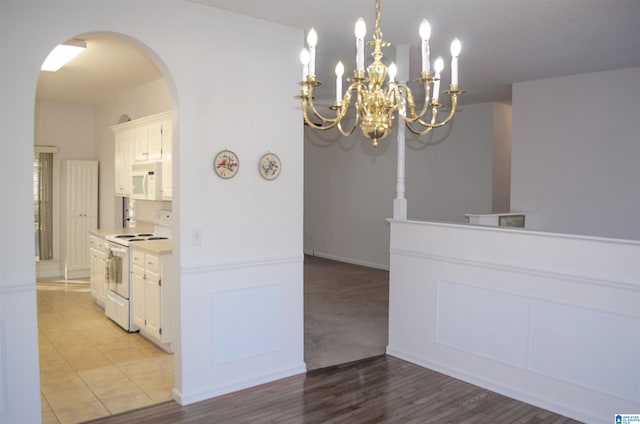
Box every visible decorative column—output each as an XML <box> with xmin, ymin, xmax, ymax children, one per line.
<box><xmin>393</xmin><ymin>45</ymin><xmax>410</xmax><ymax>219</ymax></box>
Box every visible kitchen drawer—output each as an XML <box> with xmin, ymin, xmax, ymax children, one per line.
<box><xmin>131</xmin><ymin>250</ymin><xmax>145</xmax><ymax>266</ymax></box>
<box><xmin>146</xmin><ymin>254</ymin><xmax>160</xmax><ymax>274</ymax></box>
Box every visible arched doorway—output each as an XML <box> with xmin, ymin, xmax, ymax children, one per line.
<box><xmin>35</xmin><ymin>32</ymin><xmax>179</xmax><ymax>423</ymax></box>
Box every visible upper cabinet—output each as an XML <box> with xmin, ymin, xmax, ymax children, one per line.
<box><xmin>111</xmin><ymin>111</ymin><xmax>172</xmax><ymax>198</ymax></box>
<box><xmin>114</xmin><ymin>128</ymin><xmax>134</xmax><ymax>196</ymax></box>
<box><xmin>161</xmin><ymin>119</ymin><xmax>172</xmax><ymax>201</ymax></box>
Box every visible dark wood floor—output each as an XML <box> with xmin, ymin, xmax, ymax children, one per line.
<box><xmin>84</xmin><ymin>355</ymin><xmax>581</xmax><ymax>424</ymax></box>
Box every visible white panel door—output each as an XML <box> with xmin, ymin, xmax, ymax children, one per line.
<box><xmin>65</xmin><ymin>160</ymin><xmax>98</xmax><ymax>279</ymax></box>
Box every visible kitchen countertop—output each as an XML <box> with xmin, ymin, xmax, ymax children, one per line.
<box><xmin>88</xmin><ymin>222</ymin><xmax>172</xmax><ymax>255</ymax></box>
<box><xmin>129</xmin><ymin>239</ymin><xmax>173</xmax><ymax>255</ymax></box>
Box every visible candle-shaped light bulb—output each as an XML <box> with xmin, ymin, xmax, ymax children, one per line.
<box><xmin>307</xmin><ymin>28</ymin><xmax>318</xmax><ymax>77</ymax></box>
<box><xmin>355</xmin><ymin>18</ymin><xmax>366</xmax><ymax>72</ymax></box>
<box><xmin>335</xmin><ymin>61</ymin><xmax>344</xmax><ymax>103</ymax></box>
<box><xmin>388</xmin><ymin>62</ymin><xmax>397</xmax><ymax>83</ymax></box>
<box><xmin>432</xmin><ymin>56</ymin><xmax>444</xmax><ymax>102</ymax></box>
<box><xmin>419</xmin><ymin>19</ymin><xmax>431</xmax><ymax>74</ymax></box>
<box><xmin>450</xmin><ymin>38</ymin><xmax>461</xmax><ymax>86</ymax></box>
<box><xmin>300</xmin><ymin>48</ymin><xmax>310</xmax><ymax>80</ymax></box>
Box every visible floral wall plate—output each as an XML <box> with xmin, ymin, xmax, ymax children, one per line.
<box><xmin>259</xmin><ymin>153</ymin><xmax>281</xmax><ymax>180</ymax></box>
<box><xmin>214</xmin><ymin>150</ymin><xmax>239</xmax><ymax>179</ymax></box>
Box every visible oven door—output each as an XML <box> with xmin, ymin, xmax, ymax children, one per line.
<box><xmin>105</xmin><ymin>242</ymin><xmax>130</xmax><ymax>299</ymax></box>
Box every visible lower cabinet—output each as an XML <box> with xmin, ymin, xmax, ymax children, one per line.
<box><xmin>89</xmin><ymin>235</ymin><xmax>107</xmax><ymax>308</ymax></box>
<box><xmin>131</xmin><ymin>247</ymin><xmax>172</xmax><ymax>351</ymax></box>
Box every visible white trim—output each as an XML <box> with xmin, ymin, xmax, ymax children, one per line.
<box><xmin>0</xmin><ymin>284</ymin><xmax>35</xmax><ymax>296</ymax></box>
<box><xmin>388</xmin><ymin>218</ymin><xmax>640</xmax><ymax>246</ymax></box>
<box><xmin>305</xmin><ymin>251</ymin><xmax>389</xmax><ymax>271</ymax></box>
<box><xmin>390</xmin><ymin>247</ymin><xmax>640</xmax><ymax>293</ymax></box>
<box><xmin>36</xmin><ymin>260</ymin><xmax>62</xmax><ymax>279</ymax></box>
<box><xmin>386</xmin><ymin>347</ymin><xmax>599</xmax><ymax>424</ymax></box>
<box><xmin>34</xmin><ymin>145</ymin><xmax>59</xmax><ymax>153</ymax></box>
<box><xmin>173</xmin><ymin>363</ymin><xmax>306</xmax><ymax>405</ymax></box>
<box><xmin>182</xmin><ymin>254</ymin><xmax>303</xmax><ymax>275</ymax></box>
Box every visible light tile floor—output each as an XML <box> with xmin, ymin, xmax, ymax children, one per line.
<box><xmin>37</xmin><ymin>280</ymin><xmax>174</xmax><ymax>424</ymax></box>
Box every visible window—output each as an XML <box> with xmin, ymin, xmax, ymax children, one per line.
<box><xmin>34</xmin><ymin>149</ymin><xmax>54</xmax><ymax>260</ymax></box>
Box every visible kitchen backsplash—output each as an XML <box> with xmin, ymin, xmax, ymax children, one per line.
<box><xmin>131</xmin><ymin>199</ymin><xmax>172</xmax><ymax>227</ymax></box>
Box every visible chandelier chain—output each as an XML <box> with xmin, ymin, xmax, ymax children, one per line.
<box><xmin>374</xmin><ymin>0</ymin><xmax>382</xmax><ymax>40</ymax></box>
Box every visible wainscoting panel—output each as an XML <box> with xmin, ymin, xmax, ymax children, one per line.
<box><xmin>529</xmin><ymin>300</ymin><xmax>640</xmax><ymax>402</ymax></box>
<box><xmin>388</xmin><ymin>219</ymin><xmax>640</xmax><ymax>424</ymax></box>
<box><xmin>177</xmin><ymin>256</ymin><xmax>305</xmax><ymax>405</ymax></box>
<box><xmin>211</xmin><ymin>285</ymin><xmax>280</xmax><ymax>364</ymax></box>
<box><xmin>0</xmin><ymin>320</ymin><xmax>5</xmax><ymax>415</ymax></box>
<box><xmin>0</xmin><ymin>284</ymin><xmax>41</xmax><ymax>423</ymax></box>
<box><xmin>436</xmin><ymin>281</ymin><xmax>529</xmax><ymax>368</ymax></box>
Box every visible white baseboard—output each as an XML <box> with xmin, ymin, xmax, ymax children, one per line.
<box><xmin>64</xmin><ymin>268</ymin><xmax>89</xmax><ymax>280</ymax></box>
<box><xmin>36</xmin><ymin>260</ymin><xmax>61</xmax><ymax>279</ymax></box>
<box><xmin>174</xmin><ymin>363</ymin><xmax>307</xmax><ymax>406</ymax></box>
<box><xmin>303</xmin><ymin>250</ymin><xmax>389</xmax><ymax>271</ymax></box>
<box><xmin>386</xmin><ymin>346</ymin><xmax>602</xmax><ymax>424</ymax></box>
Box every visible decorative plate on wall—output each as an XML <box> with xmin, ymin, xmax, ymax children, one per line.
<box><xmin>258</xmin><ymin>152</ymin><xmax>281</xmax><ymax>180</ymax></box>
<box><xmin>214</xmin><ymin>150</ymin><xmax>239</xmax><ymax>179</ymax></box>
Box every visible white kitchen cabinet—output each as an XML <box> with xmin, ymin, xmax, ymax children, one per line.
<box><xmin>64</xmin><ymin>160</ymin><xmax>98</xmax><ymax>279</ymax></box>
<box><xmin>89</xmin><ymin>235</ymin><xmax>107</xmax><ymax>307</ymax></box>
<box><xmin>130</xmin><ymin>247</ymin><xmax>172</xmax><ymax>351</ymax></box>
<box><xmin>161</xmin><ymin>119</ymin><xmax>172</xmax><ymax>200</ymax></box>
<box><xmin>111</xmin><ymin>111</ymin><xmax>171</xmax><ymax>197</ymax></box>
<box><xmin>133</xmin><ymin>119</ymin><xmax>163</xmax><ymax>162</ymax></box>
<box><xmin>131</xmin><ymin>261</ymin><xmax>146</xmax><ymax>331</ymax></box>
<box><xmin>114</xmin><ymin>128</ymin><xmax>134</xmax><ymax>196</ymax></box>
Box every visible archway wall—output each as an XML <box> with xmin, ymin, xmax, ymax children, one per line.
<box><xmin>0</xmin><ymin>1</ymin><xmax>304</xmax><ymax>421</ymax></box>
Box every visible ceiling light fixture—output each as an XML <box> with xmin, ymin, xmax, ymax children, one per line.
<box><xmin>41</xmin><ymin>40</ymin><xmax>86</xmax><ymax>72</ymax></box>
<box><xmin>297</xmin><ymin>0</ymin><xmax>464</xmax><ymax>147</ymax></box>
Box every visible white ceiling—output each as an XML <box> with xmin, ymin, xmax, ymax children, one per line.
<box><xmin>36</xmin><ymin>34</ymin><xmax>162</xmax><ymax>105</ymax></box>
<box><xmin>36</xmin><ymin>0</ymin><xmax>640</xmax><ymax>106</ymax></box>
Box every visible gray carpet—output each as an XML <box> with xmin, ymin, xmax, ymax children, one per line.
<box><xmin>304</xmin><ymin>255</ymin><xmax>389</xmax><ymax>370</ymax></box>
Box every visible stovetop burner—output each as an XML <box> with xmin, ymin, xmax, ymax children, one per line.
<box><xmin>106</xmin><ymin>232</ymin><xmax>170</xmax><ymax>246</ymax></box>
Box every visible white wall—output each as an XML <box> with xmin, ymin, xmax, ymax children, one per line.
<box><xmin>0</xmin><ymin>1</ymin><xmax>303</xmax><ymax>422</ymax></box>
<box><xmin>304</xmin><ymin>101</ymin><xmax>506</xmax><ymax>269</ymax></box>
<box><xmin>511</xmin><ymin>66</ymin><xmax>640</xmax><ymax>239</ymax></box>
<box><xmin>34</xmin><ymin>101</ymin><xmax>96</xmax><ymax>273</ymax></box>
<box><xmin>35</xmin><ymin>101</ymin><xmax>96</xmax><ymax>160</ymax></box>
<box><xmin>304</xmin><ymin>126</ymin><xmax>396</xmax><ymax>269</ymax></box>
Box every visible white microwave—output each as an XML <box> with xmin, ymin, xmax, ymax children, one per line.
<box><xmin>131</xmin><ymin>162</ymin><xmax>162</xmax><ymax>200</ymax></box>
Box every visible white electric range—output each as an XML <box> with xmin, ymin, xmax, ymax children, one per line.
<box><xmin>104</xmin><ymin>226</ymin><xmax>170</xmax><ymax>331</ymax></box>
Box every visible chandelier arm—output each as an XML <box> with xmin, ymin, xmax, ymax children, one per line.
<box><xmin>337</xmin><ymin>83</ymin><xmax>363</xmax><ymax>136</ymax></box>
<box><xmin>337</xmin><ymin>118</ymin><xmax>358</xmax><ymax>136</ymax></box>
<box><xmin>395</xmin><ymin>83</ymin><xmax>432</xmax><ymax>124</ymax></box>
<box><xmin>302</xmin><ymin>98</ymin><xmax>340</xmax><ymax>130</ymax></box>
<box><xmin>405</xmin><ymin>94</ymin><xmax>458</xmax><ymax>135</ymax></box>
<box><xmin>410</xmin><ymin>94</ymin><xmax>459</xmax><ymax>133</ymax></box>
<box><xmin>405</xmin><ymin>121</ymin><xmax>434</xmax><ymax>136</ymax></box>
<box><xmin>305</xmin><ymin>96</ymin><xmax>342</xmax><ymax>125</ymax></box>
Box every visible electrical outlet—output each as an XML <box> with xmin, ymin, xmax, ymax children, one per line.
<box><xmin>191</xmin><ymin>229</ymin><xmax>202</xmax><ymax>246</ymax></box>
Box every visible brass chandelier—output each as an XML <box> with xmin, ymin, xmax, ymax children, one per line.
<box><xmin>298</xmin><ymin>0</ymin><xmax>463</xmax><ymax>147</ymax></box>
